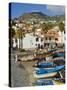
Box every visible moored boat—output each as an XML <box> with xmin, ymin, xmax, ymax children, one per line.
<box><xmin>33</xmin><ymin>65</ymin><xmax>64</xmax><ymax>78</ymax></box>
<box><xmin>33</xmin><ymin>62</ymin><xmax>54</xmax><ymax>68</ymax></box>
<box><xmin>32</xmin><ymin>78</ymin><xmax>64</xmax><ymax>86</ymax></box>
<box><xmin>33</xmin><ymin>71</ymin><xmax>57</xmax><ymax>78</ymax></box>
<box><xmin>32</xmin><ymin>79</ymin><xmax>54</xmax><ymax>86</ymax></box>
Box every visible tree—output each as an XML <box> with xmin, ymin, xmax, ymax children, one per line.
<box><xmin>32</xmin><ymin>26</ymin><xmax>36</xmax><ymax>36</ymax></box>
<box><xmin>58</xmin><ymin>21</ymin><xmax>65</xmax><ymax>32</ymax></box>
<box><xmin>41</xmin><ymin>23</ymin><xmax>49</xmax><ymax>33</ymax></box>
<box><xmin>15</xmin><ymin>28</ymin><xmax>25</xmax><ymax>49</ymax></box>
<box><xmin>10</xmin><ymin>28</ymin><xmax>15</xmax><ymax>48</ymax></box>
<box><xmin>11</xmin><ymin>28</ymin><xmax>15</xmax><ymax>38</ymax></box>
<box><xmin>41</xmin><ymin>22</ymin><xmax>54</xmax><ymax>34</ymax></box>
<box><xmin>58</xmin><ymin>21</ymin><xmax>65</xmax><ymax>46</ymax></box>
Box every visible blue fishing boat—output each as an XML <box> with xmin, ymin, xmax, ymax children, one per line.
<box><xmin>52</xmin><ymin>52</ymin><xmax>65</xmax><ymax>58</ymax></box>
<box><xmin>33</xmin><ymin>65</ymin><xmax>64</xmax><ymax>78</ymax></box>
<box><xmin>32</xmin><ymin>79</ymin><xmax>54</xmax><ymax>86</ymax></box>
<box><xmin>57</xmin><ymin>52</ymin><xmax>65</xmax><ymax>57</ymax></box>
<box><xmin>38</xmin><ymin>62</ymin><xmax>54</xmax><ymax>68</ymax></box>
<box><xmin>32</xmin><ymin>78</ymin><xmax>64</xmax><ymax>86</ymax></box>
<box><xmin>36</xmin><ymin>65</ymin><xmax>64</xmax><ymax>74</ymax></box>
<box><xmin>33</xmin><ymin>62</ymin><xmax>54</xmax><ymax>68</ymax></box>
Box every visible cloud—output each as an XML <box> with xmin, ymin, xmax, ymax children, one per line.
<box><xmin>46</xmin><ymin>5</ymin><xmax>65</xmax><ymax>15</ymax></box>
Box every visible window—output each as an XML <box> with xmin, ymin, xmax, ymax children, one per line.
<box><xmin>38</xmin><ymin>44</ymin><xmax>40</xmax><ymax>49</ymax></box>
<box><xmin>36</xmin><ymin>38</ymin><xmax>39</xmax><ymax>41</ymax></box>
<box><xmin>41</xmin><ymin>45</ymin><xmax>43</xmax><ymax>49</ymax></box>
<box><xmin>35</xmin><ymin>44</ymin><xmax>37</xmax><ymax>46</ymax></box>
<box><xmin>45</xmin><ymin>37</ymin><xmax>47</xmax><ymax>40</ymax></box>
<box><xmin>55</xmin><ymin>43</ymin><xmax>57</xmax><ymax>46</ymax></box>
<box><xmin>48</xmin><ymin>43</ymin><xmax>49</xmax><ymax>46</ymax></box>
<box><xmin>49</xmin><ymin>37</ymin><xmax>51</xmax><ymax>40</ymax></box>
<box><xmin>41</xmin><ymin>38</ymin><xmax>43</xmax><ymax>42</ymax></box>
<box><xmin>55</xmin><ymin>38</ymin><xmax>58</xmax><ymax>41</ymax></box>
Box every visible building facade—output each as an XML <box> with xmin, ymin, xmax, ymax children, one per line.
<box><xmin>23</xmin><ymin>33</ymin><xmax>44</xmax><ymax>50</ymax></box>
<box><xmin>12</xmin><ymin>26</ymin><xmax>65</xmax><ymax>50</ymax></box>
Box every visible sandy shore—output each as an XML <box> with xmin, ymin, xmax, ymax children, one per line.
<box><xmin>18</xmin><ymin>60</ymin><xmax>37</xmax><ymax>86</ymax></box>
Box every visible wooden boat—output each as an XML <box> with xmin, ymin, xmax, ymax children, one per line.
<box><xmin>57</xmin><ymin>52</ymin><xmax>65</xmax><ymax>57</ymax></box>
<box><xmin>36</xmin><ymin>65</ymin><xmax>64</xmax><ymax>74</ymax></box>
<box><xmin>33</xmin><ymin>65</ymin><xmax>64</xmax><ymax>78</ymax></box>
<box><xmin>34</xmin><ymin>67</ymin><xmax>54</xmax><ymax>70</ymax></box>
<box><xmin>52</xmin><ymin>52</ymin><xmax>65</xmax><ymax>58</ymax></box>
<box><xmin>47</xmin><ymin>57</ymin><xmax>64</xmax><ymax>62</ymax></box>
<box><xmin>38</xmin><ymin>62</ymin><xmax>53</xmax><ymax>67</ymax></box>
<box><xmin>33</xmin><ymin>71</ymin><xmax>57</xmax><ymax>78</ymax></box>
<box><xmin>32</xmin><ymin>79</ymin><xmax>54</xmax><ymax>86</ymax></box>
<box><xmin>32</xmin><ymin>78</ymin><xmax>64</xmax><ymax>86</ymax></box>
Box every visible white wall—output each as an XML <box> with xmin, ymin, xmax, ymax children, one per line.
<box><xmin>61</xmin><ymin>31</ymin><xmax>65</xmax><ymax>44</ymax></box>
<box><xmin>23</xmin><ymin>33</ymin><xmax>44</xmax><ymax>49</ymax></box>
<box><xmin>23</xmin><ymin>33</ymin><xmax>36</xmax><ymax>49</ymax></box>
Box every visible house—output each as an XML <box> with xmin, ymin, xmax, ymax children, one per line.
<box><xmin>23</xmin><ymin>33</ymin><xmax>44</xmax><ymax>50</ymax></box>
<box><xmin>12</xmin><ymin>32</ymin><xmax>44</xmax><ymax>50</ymax></box>
<box><xmin>44</xmin><ymin>26</ymin><xmax>63</xmax><ymax>48</ymax></box>
<box><xmin>12</xmin><ymin>26</ymin><xmax>65</xmax><ymax>50</ymax></box>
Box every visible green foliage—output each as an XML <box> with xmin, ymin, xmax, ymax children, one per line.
<box><xmin>18</xmin><ymin>12</ymin><xmax>65</xmax><ymax>22</ymax></box>
<box><xmin>15</xmin><ymin>29</ymin><xmax>25</xmax><ymax>39</ymax></box>
<box><xmin>11</xmin><ymin>28</ymin><xmax>15</xmax><ymax>38</ymax></box>
<box><xmin>58</xmin><ymin>21</ymin><xmax>65</xmax><ymax>32</ymax></box>
<box><xmin>41</xmin><ymin>22</ymin><xmax>54</xmax><ymax>33</ymax></box>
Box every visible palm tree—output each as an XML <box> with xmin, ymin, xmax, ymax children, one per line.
<box><xmin>32</xmin><ymin>26</ymin><xmax>36</xmax><ymax>36</ymax></box>
<box><xmin>11</xmin><ymin>28</ymin><xmax>15</xmax><ymax>38</ymax></box>
<box><xmin>58</xmin><ymin>21</ymin><xmax>65</xmax><ymax>32</ymax></box>
<box><xmin>11</xmin><ymin>28</ymin><xmax>15</xmax><ymax>48</ymax></box>
<box><xmin>15</xmin><ymin>28</ymin><xmax>25</xmax><ymax>50</ymax></box>
<box><xmin>41</xmin><ymin>23</ymin><xmax>49</xmax><ymax>34</ymax></box>
<box><xmin>41</xmin><ymin>22</ymin><xmax>54</xmax><ymax>34</ymax></box>
<box><xmin>58</xmin><ymin>21</ymin><xmax>65</xmax><ymax>46</ymax></box>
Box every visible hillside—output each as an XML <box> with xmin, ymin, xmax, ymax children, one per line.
<box><xmin>14</xmin><ymin>12</ymin><xmax>65</xmax><ymax>22</ymax></box>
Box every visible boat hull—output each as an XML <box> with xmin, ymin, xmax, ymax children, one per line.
<box><xmin>34</xmin><ymin>67</ymin><xmax>54</xmax><ymax>70</ymax></box>
<box><xmin>33</xmin><ymin>71</ymin><xmax>57</xmax><ymax>78</ymax></box>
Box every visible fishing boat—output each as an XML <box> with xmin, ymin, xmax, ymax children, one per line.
<box><xmin>38</xmin><ymin>62</ymin><xmax>53</xmax><ymax>67</ymax></box>
<box><xmin>34</xmin><ymin>62</ymin><xmax>55</xmax><ymax>70</ymax></box>
<box><xmin>33</xmin><ymin>62</ymin><xmax>54</xmax><ymax>69</ymax></box>
<box><xmin>33</xmin><ymin>65</ymin><xmax>64</xmax><ymax>78</ymax></box>
<box><xmin>57</xmin><ymin>52</ymin><xmax>65</xmax><ymax>57</ymax></box>
<box><xmin>32</xmin><ymin>78</ymin><xmax>64</xmax><ymax>86</ymax></box>
<box><xmin>34</xmin><ymin>67</ymin><xmax>54</xmax><ymax>70</ymax></box>
<box><xmin>33</xmin><ymin>71</ymin><xmax>57</xmax><ymax>78</ymax></box>
<box><xmin>32</xmin><ymin>79</ymin><xmax>54</xmax><ymax>86</ymax></box>
<box><xmin>52</xmin><ymin>52</ymin><xmax>65</xmax><ymax>58</ymax></box>
<box><xmin>49</xmin><ymin>57</ymin><xmax>64</xmax><ymax>61</ymax></box>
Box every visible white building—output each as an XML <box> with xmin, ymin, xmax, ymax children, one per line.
<box><xmin>23</xmin><ymin>33</ymin><xmax>44</xmax><ymax>50</ymax></box>
<box><xmin>12</xmin><ymin>26</ymin><xmax>65</xmax><ymax>50</ymax></box>
<box><xmin>12</xmin><ymin>33</ymin><xmax>44</xmax><ymax>50</ymax></box>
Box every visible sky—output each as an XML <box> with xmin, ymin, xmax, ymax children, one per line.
<box><xmin>10</xmin><ymin>3</ymin><xmax>65</xmax><ymax>19</ymax></box>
